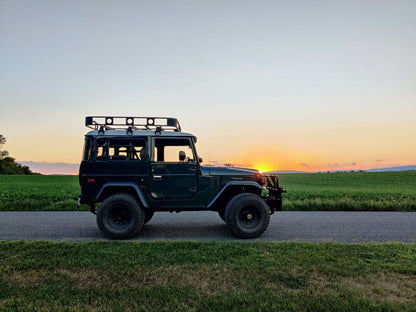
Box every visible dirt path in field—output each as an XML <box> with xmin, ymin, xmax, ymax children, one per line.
<box><xmin>0</xmin><ymin>211</ymin><xmax>415</xmax><ymax>242</ymax></box>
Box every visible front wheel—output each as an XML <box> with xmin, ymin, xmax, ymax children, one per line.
<box><xmin>97</xmin><ymin>194</ymin><xmax>145</xmax><ymax>239</ymax></box>
<box><xmin>225</xmin><ymin>193</ymin><xmax>270</xmax><ymax>239</ymax></box>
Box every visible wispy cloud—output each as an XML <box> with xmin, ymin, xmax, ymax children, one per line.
<box><xmin>19</xmin><ymin>161</ymin><xmax>78</xmax><ymax>175</ymax></box>
<box><xmin>299</xmin><ymin>162</ymin><xmax>361</xmax><ymax>172</ymax></box>
<box><xmin>297</xmin><ymin>161</ymin><xmax>412</xmax><ymax>172</ymax></box>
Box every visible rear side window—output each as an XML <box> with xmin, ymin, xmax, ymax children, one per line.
<box><xmin>82</xmin><ymin>139</ymin><xmax>92</xmax><ymax>160</ymax></box>
<box><xmin>96</xmin><ymin>138</ymin><xmax>147</xmax><ymax>161</ymax></box>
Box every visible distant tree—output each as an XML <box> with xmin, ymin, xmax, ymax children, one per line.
<box><xmin>0</xmin><ymin>134</ymin><xmax>8</xmax><ymax>159</ymax></box>
<box><xmin>0</xmin><ymin>134</ymin><xmax>34</xmax><ymax>175</ymax></box>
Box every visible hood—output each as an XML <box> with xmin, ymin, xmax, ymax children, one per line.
<box><xmin>201</xmin><ymin>166</ymin><xmax>259</xmax><ymax>176</ymax></box>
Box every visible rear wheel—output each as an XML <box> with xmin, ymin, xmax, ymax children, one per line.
<box><xmin>97</xmin><ymin>193</ymin><xmax>144</xmax><ymax>239</ymax></box>
<box><xmin>225</xmin><ymin>193</ymin><xmax>270</xmax><ymax>239</ymax></box>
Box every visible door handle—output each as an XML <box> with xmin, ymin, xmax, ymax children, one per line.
<box><xmin>153</xmin><ymin>175</ymin><xmax>162</xmax><ymax>180</ymax></box>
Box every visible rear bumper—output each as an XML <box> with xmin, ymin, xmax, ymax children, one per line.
<box><xmin>78</xmin><ymin>194</ymin><xmax>91</xmax><ymax>206</ymax></box>
<box><xmin>78</xmin><ymin>195</ymin><xmax>85</xmax><ymax>205</ymax></box>
<box><xmin>78</xmin><ymin>195</ymin><xmax>97</xmax><ymax>214</ymax></box>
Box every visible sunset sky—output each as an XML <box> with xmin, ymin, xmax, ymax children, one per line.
<box><xmin>1</xmin><ymin>0</ymin><xmax>415</xmax><ymax>174</ymax></box>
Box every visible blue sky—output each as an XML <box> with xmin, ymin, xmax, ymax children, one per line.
<box><xmin>1</xmin><ymin>0</ymin><xmax>415</xmax><ymax>173</ymax></box>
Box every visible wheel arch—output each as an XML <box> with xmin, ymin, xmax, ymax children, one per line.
<box><xmin>207</xmin><ymin>182</ymin><xmax>264</xmax><ymax>212</ymax></box>
<box><xmin>95</xmin><ymin>183</ymin><xmax>149</xmax><ymax>208</ymax></box>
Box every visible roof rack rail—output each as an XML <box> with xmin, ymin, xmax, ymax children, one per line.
<box><xmin>85</xmin><ymin>116</ymin><xmax>181</xmax><ymax>132</ymax></box>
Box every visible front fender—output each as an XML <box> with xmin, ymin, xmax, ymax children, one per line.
<box><xmin>207</xmin><ymin>181</ymin><xmax>265</xmax><ymax>208</ymax></box>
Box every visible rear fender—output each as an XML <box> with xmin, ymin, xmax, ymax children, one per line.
<box><xmin>95</xmin><ymin>183</ymin><xmax>149</xmax><ymax>208</ymax></box>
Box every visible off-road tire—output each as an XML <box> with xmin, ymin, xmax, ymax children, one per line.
<box><xmin>144</xmin><ymin>210</ymin><xmax>155</xmax><ymax>224</ymax></box>
<box><xmin>97</xmin><ymin>193</ymin><xmax>144</xmax><ymax>239</ymax></box>
<box><xmin>225</xmin><ymin>193</ymin><xmax>270</xmax><ymax>239</ymax></box>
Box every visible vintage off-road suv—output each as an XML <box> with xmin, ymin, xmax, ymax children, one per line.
<box><xmin>78</xmin><ymin>116</ymin><xmax>285</xmax><ymax>239</ymax></box>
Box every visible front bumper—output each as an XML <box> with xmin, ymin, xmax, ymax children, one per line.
<box><xmin>263</xmin><ymin>175</ymin><xmax>287</xmax><ymax>214</ymax></box>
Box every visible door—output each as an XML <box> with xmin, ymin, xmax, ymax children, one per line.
<box><xmin>150</xmin><ymin>137</ymin><xmax>198</xmax><ymax>199</ymax></box>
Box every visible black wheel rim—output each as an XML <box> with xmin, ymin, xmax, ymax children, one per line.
<box><xmin>238</xmin><ymin>206</ymin><xmax>259</xmax><ymax>229</ymax></box>
<box><xmin>108</xmin><ymin>207</ymin><xmax>132</xmax><ymax>230</ymax></box>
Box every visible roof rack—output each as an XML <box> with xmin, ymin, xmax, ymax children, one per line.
<box><xmin>85</xmin><ymin>116</ymin><xmax>181</xmax><ymax>132</ymax></box>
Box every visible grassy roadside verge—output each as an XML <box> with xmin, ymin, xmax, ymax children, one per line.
<box><xmin>1</xmin><ymin>241</ymin><xmax>415</xmax><ymax>311</ymax></box>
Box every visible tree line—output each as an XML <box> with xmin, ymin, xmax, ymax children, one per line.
<box><xmin>0</xmin><ymin>134</ymin><xmax>34</xmax><ymax>174</ymax></box>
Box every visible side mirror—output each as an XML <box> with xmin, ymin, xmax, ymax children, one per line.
<box><xmin>179</xmin><ymin>151</ymin><xmax>186</xmax><ymax>161</ymax></box>
<box><xmin>198</xmin><ymin>157</ymin><xmax>203</xmax><ymax>163</ymax></box>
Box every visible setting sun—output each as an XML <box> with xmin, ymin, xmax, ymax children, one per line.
<box><xmin>253</xmin><ymin>164</ymin><xmax>274</xmax><ymax>173</ymax></box>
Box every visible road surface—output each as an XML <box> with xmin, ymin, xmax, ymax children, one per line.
<box><xmin>1</xmin><ymin>211</ymin><xmax>415</xmax><ymax>242</ymax></box>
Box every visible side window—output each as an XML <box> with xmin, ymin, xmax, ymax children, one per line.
<box><xmin>131</xmin><ymin>140</ymin><xmax>147</xmax><ymax>160</ymax></box>
<box><xmin>96</xmin><ymin>139</ymin><xmax>108</xmax><ymax>161</ymax></box>
<box><xmin>82</xmin><ymin>139</ymin><xmax>92</xmax><ymax>161</ymax></box>
<box><xmin>96</xmin><ymin>138</ymin><xmax>147</xmax><ymax>161</ymax></box>
<box><xmin>108</xmin><ymin>139</ymin><xmax>146</xmax><ymax>161</ymax></box>
<box><xmin>154</xmin><ymin>138</ymin><xmax>195</xmax><ymax>163</ymax></box>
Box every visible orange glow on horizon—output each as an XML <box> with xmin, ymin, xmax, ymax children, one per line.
<box><xmin>230</xmin><ymin>145</ymin><xmax>305</xmax><ymax>173</ymax></box>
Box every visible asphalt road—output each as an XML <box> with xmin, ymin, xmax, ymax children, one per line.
<box><xmin>1</xmin><ymin>211</ymin><xmax>416</xmax><ymax>243</ymax></box>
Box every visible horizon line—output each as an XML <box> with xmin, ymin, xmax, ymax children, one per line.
<box><xmin>16</xmin><ymin>161</ymin><xmax>416</xmax><ymax>175</ymax></box>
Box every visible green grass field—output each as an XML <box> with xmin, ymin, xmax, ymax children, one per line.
<box><xmin>0</xmin><ymin>171</ymin><xmax>415</xmax><ymax>211</ymax></box>
<box><xmin>280</xmin><ymin>171</ymin><xmax>416</xmax><ymax>211</ymax></box>
<box><xmin>0</xmin><ymin>175</ymin><xmax>79</xmax><ymax>211</ymax></box>
<box><xmin>1</xmin><ymin>241</ymin><xmax>415</xmax><ymax>311</ymax></box>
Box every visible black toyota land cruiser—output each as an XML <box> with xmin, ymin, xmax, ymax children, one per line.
<box><xmin>79</xmin><ymin>116</ymin><xmax>285</xmax><ymax>239</ymax></box>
